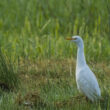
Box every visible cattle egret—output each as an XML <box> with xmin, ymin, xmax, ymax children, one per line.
<box><xmin>66</xmin><ymin>36</ymin><xmax>101</xmax><ymax>101</ymax></box>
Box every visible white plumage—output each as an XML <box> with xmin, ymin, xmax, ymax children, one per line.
<box><xmin>66</xmin><ymin>36</ymin><xmax>101</xmax><ymax>101</ymax></box>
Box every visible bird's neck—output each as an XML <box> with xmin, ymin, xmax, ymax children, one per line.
<box><xmin>76</xmin><ymin>46</ymin><xmax>86</xmax><ymax>69</ymax></box>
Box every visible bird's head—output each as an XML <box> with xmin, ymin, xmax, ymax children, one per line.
<box><xmin>66</xmin><ymin>35</ymin><xmax>84</xmax><ymax>47</ymax></box>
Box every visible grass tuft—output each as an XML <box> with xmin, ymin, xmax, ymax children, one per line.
<box><xmin>0</xmin><ymin>48</ymin><xmax>19</xmax><ymax>91</ymax></box>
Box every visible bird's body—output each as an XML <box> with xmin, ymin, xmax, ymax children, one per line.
<box><xmin>67</xmin><ymin>36</ymin><xmax>101</xmax><ymax>102</ymax></box>
<box><xmin>76</xmin><ymin>65</ymin><xmax>101</xmax><ymax>101</ymax></box>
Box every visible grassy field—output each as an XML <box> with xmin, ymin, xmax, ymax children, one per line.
<box><xmin>0</xmin><ymin>0</ymin><xmax>110</xmax><ymax>109</ymax></box>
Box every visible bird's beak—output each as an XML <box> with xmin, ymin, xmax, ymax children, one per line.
<box><xmin>66</xmin><ymin>37</ymin><xmax>76</xmax><ymax>40</ymax></box>
<box><xmin>66</xmin><ymin>37</ymin><xmax>73</xmax><ymax>40</ymax></box>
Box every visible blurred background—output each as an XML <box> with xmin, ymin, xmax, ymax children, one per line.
<box><xmin>0</xmin><ymin>0</ymin><xmax>110</xmax><ymax>62</ymax></box>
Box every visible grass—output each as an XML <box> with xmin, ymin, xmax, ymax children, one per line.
<box><xmin>0</xmin><ymin>48</ymin><xmax>19</xmax><ymax>91</ymax></box>
<box><xmin>0</xmin><ymin>59</ymin><xmax>110</xmax><ymax>110</ymax></box>
<box><xmin>0</xmin><ymin>0</ymin><xmax>110</xmax><ymax>109</ymax></box>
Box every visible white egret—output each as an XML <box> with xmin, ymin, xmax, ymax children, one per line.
<box><xmin>66</xmin><ymin>36</ymin><xmax>101</xmax><ymax>102</ymax></box>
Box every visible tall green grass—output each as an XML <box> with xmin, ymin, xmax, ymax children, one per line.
<box><xmin>0</xmin><ymin>48</ymin><xmax>19</xmax><ymax>90</ymax></box>
<box><xmin>0</xmin><ymin>0</ymin><xmax>110</xmax><ymax>62</ymax></box>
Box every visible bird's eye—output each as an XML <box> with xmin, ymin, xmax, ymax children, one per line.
<box><xmin>73</xmin><ymin>38</ymin><xmax>77</xmax><ymax>40</ymax></box>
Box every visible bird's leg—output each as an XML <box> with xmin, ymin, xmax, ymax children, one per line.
<box><xmin>85</xmin><ymin>96</ymin><xmax>89</xmax><ymax>102</ymax></box>
<box><xmin>84</xmin><ymin>96</ymin><xmax>93</xmax><ymax>103</ymax></box>
<box><xmin>72</xmin><ymin>95</ymin><xmax>85</xmax><ymax>100</ymax></box>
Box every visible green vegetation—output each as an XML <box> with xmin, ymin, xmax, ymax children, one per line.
<box><xmin>0</xmin><ymin>0</ymin><xmax>110</xmax><ymax>109</ymax></box>
<box><xmin>0</xmin><ymin>49</ymin><xmax>19</xmax><ymax>90</ymax></box>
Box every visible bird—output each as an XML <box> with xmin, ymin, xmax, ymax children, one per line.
<box><xmin>66</xmin><ymin>36</ymin><xmax>101</xmax><ymax>102</ymax></box>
